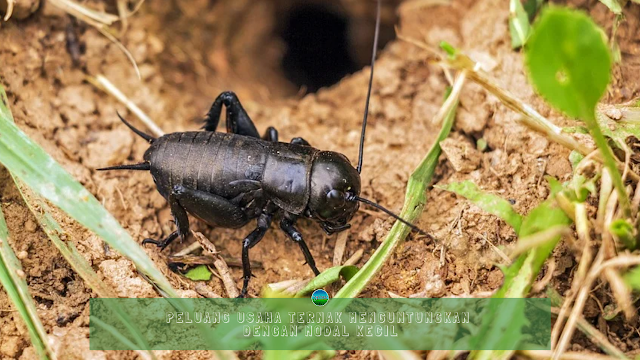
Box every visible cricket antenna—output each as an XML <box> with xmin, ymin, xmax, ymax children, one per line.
<box><xmin>356</xmin><ymin>0</ymin><xmax>381</xmax><ymax>174</ymax></box>
<box><xmin>353</xmin><ymin>195</ymin><xmax>432</xmax><ymax>238</ymax></box>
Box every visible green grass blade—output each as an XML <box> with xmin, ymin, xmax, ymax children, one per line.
<box><xmin>12</xmin><ymin>176</ymin><xmax>118</xmax><ymax>298</ymax></box>
<box><xmin>90</xmin><ymin>317</ymin><xmax>140</xmax><ymax>351</ymax></box>
<box><xmin>12</xmin><ymin>177</ymin><xmax>157</xmax><ymax>358</ymax></box>
<box><xmin>334</xmin><ymin>77</ymin><xmax>462</xmax><ymax>299</ymax></box>
<box><xmin>295</xmin><ymin>265</ymin><xmax>358</xmax><ymax>297</ymax></box>
<box><xmin>509</xmin><ymin>0</ymin><xmax>531</xmax><ymax>48</ymax></box>
<box><xmin>0</xmin><ymin>205</ymin><xmax>54</xmax><ymax>360</ymax></box>
<box><xmin>437</xmin><ymin>180</ymin><xmax>523</xmax><ymax>233</ymax></box>
<box><xmin>469</xmin><ymin>186</ymin><xmax>572</xmax><ymax>360</ymax></box>
<box><xmin>0</xmin><ymin>85</ymin><xmax>179</xmax><ymax>298</ymax></box>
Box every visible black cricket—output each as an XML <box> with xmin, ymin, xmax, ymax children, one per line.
<box><xmin>99</xmin><ymin>0</ymin><xmax>428</xmax><ymax>297</ymax></box>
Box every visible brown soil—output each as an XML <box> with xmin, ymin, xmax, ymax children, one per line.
<box><xmin>1</xmin><ymin>0</ymin><xmax>640</xmax><ymax>359</ymax></box>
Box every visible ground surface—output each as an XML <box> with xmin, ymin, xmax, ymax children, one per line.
<box><xmin>1</xmin><ymin>0</ymin><xmax>640</xmax><ymax>359</ymax></box>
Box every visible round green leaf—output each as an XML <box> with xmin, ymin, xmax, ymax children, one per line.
<box><xmin>525</xmin><ymin>7</ymin><xmax>611</xmax><ymax>120</ymax></box>
<box><xmin>184</xmin><ymin>265</ymin><xmax>212</xmax><ymax>281</ymax></box>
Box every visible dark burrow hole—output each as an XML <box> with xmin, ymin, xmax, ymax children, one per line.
<box><xmin>279</xmin><ymin>3</ymin><xmax>394</xmax><ymax>93</ymax></box>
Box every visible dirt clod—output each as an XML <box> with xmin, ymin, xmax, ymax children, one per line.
<box><xmin>440</xmin><ymin>136</ymin><xmax>482</xmax><ymax>173</ymax></box>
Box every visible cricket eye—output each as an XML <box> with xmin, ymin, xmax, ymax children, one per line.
<box><xmin>327</xmin><ymin>189</ymin><xmax>346</xmax><ymax>208</ymax></box>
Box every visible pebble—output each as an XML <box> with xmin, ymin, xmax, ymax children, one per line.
<box><xmin>25</xmin><ymin>219</ymin><xmax>37</xmax><ymax>232</ymax></box>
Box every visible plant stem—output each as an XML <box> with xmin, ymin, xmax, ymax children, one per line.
<box><xmin>584</xmin><ymin>113</ymin><xmax>631</xmax><ymax>218</ymax></box>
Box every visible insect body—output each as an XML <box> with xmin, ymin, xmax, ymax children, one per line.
<box><xmin>99</xmin><ymin>0</ymin><xmax>427</xmax><ymax>297</ymax></box>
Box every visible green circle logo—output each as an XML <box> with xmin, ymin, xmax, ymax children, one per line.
<box><xmin>311</xmin><ymin>289</ymin><xmax>329</xmax><ymax>306</ymax></box>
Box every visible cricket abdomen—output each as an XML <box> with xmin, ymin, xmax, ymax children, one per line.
<box><xmin>145</xmin><ymin>132</ymin><xmax>268</xmax><ymax>200</ymax></box>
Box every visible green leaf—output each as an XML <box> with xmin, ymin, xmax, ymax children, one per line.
<box><xmin>0</xmin><ymin>85</ymin><xmax>179</xmax><ymax>298</ymax></box>
<box><xmin>437</xmin><ymin>180</ymin><xmax>523</xmax><ymax>234</ymax></box>
<box><xmin>476</xmin><ymin>138</ymin><xmax>488</xmax><ymax>152</ymax></box>
<box><xmin>184</xmin><ymin>265</ymin><xmax>213</xmax><ymax>281</ymax></box>
<box><xmin>471</xmin><ymin>197</ymin><xmax>571</xmax><ymax>360</ymax></box>
<box><xmin>562</xmin><ymin>126</ymin><xmax>589</xmax><ymax>134</ymax></box>
<box><xmin>523</xmin><ymin>0</ymin><xmax>544</xmax><ymax>20</ymax></box>
<box><xmin>610</xmin><ymin>219</ymin><xmax>636</xmax><ymax>250</ymax></box>
<box><xmin>598</xmin><ymin>0</ymin><xmax>622</xmax><ymax>14</ymax></box>
<box><xmin>440</xmin><ymin>41</ymin><xmax>457</xmax><ymax>58</ymax></box>
<box><xmin>568</xmin><ymin>151</ymin><xmax>584</xmax><ymax>170</ymax></box>
<box><xmin>525</xmin><ymin>7</ymin><xmax>611</xmax><ymax>120</ymax></box>
<box><xmin>468</xmin><ymin>299</ymin><xmax>527</xmax><ymax>360</ymax></box>
<box><xmin>625</xmin><ymin>266</ymin><xmax>640</xmax><ymax>290</ymax></box>
<box><xmin>295</xmin><ymin>265</ymin><xmax>359</xmax><ymax>297</ymax></box>
<box><xmin>495</xmin><ymin>197</ymin><xmax>572</xmax><ymax>299</ymax></box>
<box><xmin>509</xmin><ymin>0</ymin><xmax>531</xmax><ymax>48</ymax></box>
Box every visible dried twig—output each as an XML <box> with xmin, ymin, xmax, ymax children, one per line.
<box><xmin>192</xmin><ymin>231</ymin><xmax>239</xmax><ymax>298</ymax></box>
<box><xmin>551</xmin><ymin>308</ymin><xmax>628</xmax><ymax>359</ymax></box>
<box><xmin>344</xmin><ymin>249</ymin><xmax>364</xmax><ymax>266</ymax></box>
<box><xmin>521</xmin><ymin>350</ymin><xmax>626</xmax><ymax>360</ymax></box>
<box><xmin>551</xmin><ymin>203</ymin><xmax>593</xmax><ymax>348</ymax></box>
<box><xmin>333</xmin><ymin>231</ymin><xmax>349</xmax><ymax>266</ymax></box>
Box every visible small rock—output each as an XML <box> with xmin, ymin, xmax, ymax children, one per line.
<box><xmin>440</xmin><ymin>137</ymin><xmax>482</xmax><ymax>173</ymax></box>
<box><xmin>24</xmin><ymin>219</ymin><xmax>37</xmax><ymax>233</ymax></box>
<box><xmin>605</xmin><ymin>107</ymin><xmax>623</xmax><ymax>120</ymax></box>
<box><xmin>546</xmin><ymin>155</ymin><xmax>572</xmax><ymax>178</ymax></box>
<box><xmin>0</xmin><ymin>336</ymin><xmax>21</xmax><ymax>359</ymax></box>
<box><xmin>0</xmin><ymin>335</ymin><xmax>22</xmax><ymax>358</ymax></box>
<box><xmin>82</xmin><ymin>128</ymin><xmax>134</xmax><ymax>169</ymax></box>
<box><xmin>17</xmin><ymin>250</ymin><xmax>28</xmax><ymax>260</ymax></box>
<box><xmin>99</xmin><ymin>259</ymin><xmax>156</xmax><ymax>297</ymax></box>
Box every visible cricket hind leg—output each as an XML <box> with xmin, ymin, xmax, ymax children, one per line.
<box><xmin>142</xmin><ymin>185</ymin><xmax>190</xmax><ymax>250</ymax></box>
<box><xmin>203</xmin><ymin>91</ymin><xmax>260</xmax><ymax>138</ymax></box>
<box><xmin>142</xmin><ymin>184</ymin><xmax>249</xmax><ymax>250</ymax></box>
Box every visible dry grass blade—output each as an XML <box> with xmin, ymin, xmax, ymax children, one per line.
<box><xmin>509</xmin><ymin>225</ymin><xmax>571</xmax><ymax>258</ymax></box>
<box><xmin>521</xmin><ymin>350</ymin><xmax>626</xmax><ymax>360</ymax></box>
<box><xmin>3</xmin><ymin>0</ymin><xmax>15</xmax><ymax>21</ymax></box>
<box><xmin>379</xmin><ymin>350</ymin><xmax>421</xmax><ymax>360</ymax></box>
<box><xmin>551</xmin><ymin>308</ymin><xmax>628</xmax><ymax>359</ymax></box>
<box><xmin>552</xmin><ymin>202</ymin><xmax>593</xmax><ymax>348</ymax></box>
<box><xmin>87</xmin><ymin>75</ymin><xmax>165</xmax><ymax>137</ymax></box>
<box><xmin>344</xmin><ymin>249</ymin><xmax>364</xmax><ymax>266</ymax></box>
<box><xmin>554</xmin><ymin>250</ymin><xmax>640</xmax><ymax>359</ymax></box>
<box><xmin>554</xmin><ymin>247</ymin><xmax>605</xmax><ymax>359</ymax></box>
<box><xmin>47</xmin><ymin>0</ymin><xmax>118</xmax><ymax>25</ymax></box>
<box><xmin>333</xmin><ymin>231</ymin><xmax>349</xmax><ymax>266</ymax></box>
